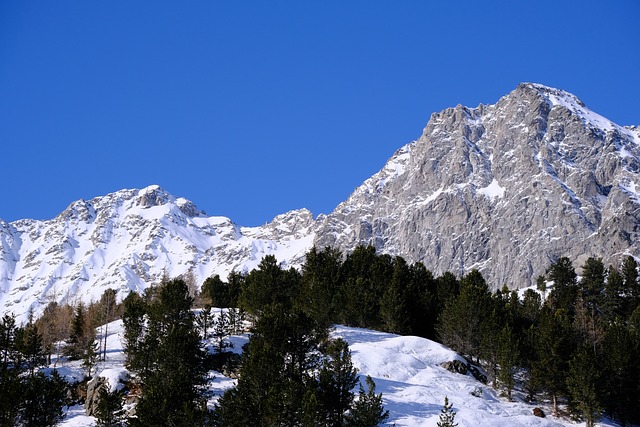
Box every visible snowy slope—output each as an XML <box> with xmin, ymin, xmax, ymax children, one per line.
<box><xmin>0</xmin><ymin>186</ymin><xmax>314</xmax><ymax>322</ymax></box>
<box><xmin>55</xmin><ymin>319</ymin><xmax>613</xmax><ymax>427</ymax></box>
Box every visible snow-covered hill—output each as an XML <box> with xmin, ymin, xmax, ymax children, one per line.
<box><xmin>0</xmin><ymin>185</ymin><xmax>314</xmax><ymax>321</ymax></box>
<box><xmin>56</xmin><ymin>317</ymin><xmax>614</xmax><ymax>427</ymax></box>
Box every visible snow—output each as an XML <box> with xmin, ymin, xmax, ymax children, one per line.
<box><xmin>478</xmin><ymin>179</ymin><xmax>505</xmax><ymax>199</ymax></box>
<box><xmin>0</xmin><ymin>187</ymin><xmax>316</xmax><ymax>324</ymax></box>
<box><xmin>50</xmin><ymin>317</ymin><xmax>617</xmax><ymax>427</ymax></box>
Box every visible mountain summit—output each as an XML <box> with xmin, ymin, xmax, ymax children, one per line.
<box><xmin>2</xmin><ymin>84</ymin><xmax>640</xmax><ymax>319</ymax></box>
<box><xmin>314</xmin><ymin>82</ymin><xmax>640</xmax><ymax>287</ymax></box>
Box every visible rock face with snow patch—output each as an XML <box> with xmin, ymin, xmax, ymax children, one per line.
<box><xmin>314</xmin><ymin>83</ymin><xmax>640</xmax><ymax>288</ymax></box>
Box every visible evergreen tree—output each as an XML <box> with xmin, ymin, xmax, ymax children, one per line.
<box><xmin>602</xmin><ymin>266</ymin><xmax>625</xmax><ymax>323</ymax></box>
<box><xmin>437</xmin><ymin>396</ymin><xmax>458</xmax><ymax>427</ymax></box>
<box><xmin>0</xmin><ymin>313</ymin><xmax>21</xmax><ymax>426</ymax></box>
<box><xmin>438</xmin><ymin>270</ymin><xmax>492</xmax><ymax>360</ymax></box>
<box><xmin>317</xmin><ymin>338</ymin><xmax>359</xmax><ymax>426</ymax></box>
<box><xmin>82</xmin><ymin>333</ymin><xmax>100</xmax><ymax>378</ymax></box>
<box><xmin>621</xmin><ymin>256</ymin><xmax>640</xmax><ymax>318</ymax></box>
<box><xmin>121</xmin><ymin>291</ymin><xmax>146</xmax><ymax>373</ymax></box>
<box><xmin>566</xmin><ymin>345</ymin><xmax>602</xmax><ymax>427</ymax></box>
<box><xmin>546</xmin><ymin>257</ymin><xmax>578</xmax><ymax>315</ymax></box>
<box><xmin>407</xmin><ymin>262</ymin><xmax>437</xmax><ymax>339</ymax></box>
<box><xmin>380</xmin><ymin>256</ymin><xmax>412</xmax><ymax>335</ymax></box>
<box><xmin>19</xmin><ymin>370</ymin><xmax>68</xmax><ymax>427</ymax></box>
<box><xmin>95</xmin><ymin>387</ymin><xmax>125</xmax><ymax>427</ymax></box>
<box><xmin>130</xmin><ymin>278</ymin><xmax>208</xmax><ymax>426</ymax></box>
<box><xmin>196</xmin><ymin>304</ymin><xmax>213</xmax><ymax>340</ymax></box>
<box><xmin>17</xmin><ymin>317</ymin><xmax>46</xmax><ymax>375</ymax></box>
<box><xmin>240</xmin><ymin>255</ymin><xmax>301</xmax><ymax>317</ymax></box>
<box><xmin>300</xmin><ymin>246</ymin><xmax>343</xmax><ymax>329</ymax></box>
<box><xmin>347</xmin><ymin>375</ymin><xmax>389</xmax><ymax>427</ymax></box>
<box><xmin>600</xmin><ymin>323</ymin><xmax>640</xmax><ymax>425</ymax></box>
<box><xmin>64</xmin><ymin>303</ymin><xmax>88</xmax><ymax>360</ymax></box>
<box><xmin>497</xmin><ymin>324</ymin><xmax>519</xmax><ymax>400</ymax></box>
<box><xmin>530</xmin><ymin>306</ymin><xmax>575</xmax><ymax>416</ymax></box>
<box><xmin>202</xmin><ymin>275</ymin><xmax>230</xmax><ymax>308</ymax></box>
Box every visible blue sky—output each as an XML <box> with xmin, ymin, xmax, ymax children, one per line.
<box><xmin>1</xmin><ymin>1</ymin><xmax>639</xmax><ymax>226</ymax></box>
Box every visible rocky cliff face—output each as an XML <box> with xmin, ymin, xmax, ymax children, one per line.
<box><xmin>2</xmin><ymin>83</ymin><xmax>639</xmax><ymax>320</ymax></box>
<box><xmin>314</xmin><ymin>83</ymin><xmax>640</xmax><ymax>288</ymax></box>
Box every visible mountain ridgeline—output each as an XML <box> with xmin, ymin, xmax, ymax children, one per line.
<box><xmin>2</xmin><ymin>83</ymin><xmax>640</xmax><ymax>318</ymax></box>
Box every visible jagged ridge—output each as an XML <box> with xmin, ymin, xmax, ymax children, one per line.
<box><xmin>2</xmin><ymin>83</ymin><xmax>640</xmax><ymax>320</ymax></box>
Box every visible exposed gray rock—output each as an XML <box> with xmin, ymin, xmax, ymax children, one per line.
<box><xmin>314</xmin><ymin>83</ymin><xmax>640</xmax><ymax>288</ymax></box>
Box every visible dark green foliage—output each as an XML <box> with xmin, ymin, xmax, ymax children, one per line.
<box><xmin>530</xmin><ymin>306</ymin><xmax>575</xmax><ymax>416</ymax></box>
<box><xmin>621</xmin><ymin>256</ymin><xmax>640</xmax><ymax>318</ymax></box>
<box><xmin>579</xmin><ymin>257</ymin><xmax>605</xmax><ymax>313</ymax></box>
<box><xmin>600</xmin><ymin>323</ymin><xmax>640</xmax><ymax>425</ymax></box>
<box><xmin>95</xmin><ymin>387</ymin><xmax>125</xmax><ymax>427</ymax></box>
<box><xmin>339</xmin><ymin>246</ymin><xmax>392</xmax><ymax>329</ymax></box>
<box><xmin>347</xmin><ymin>375</ymin><xmax>389</xmax><ymax>427</ymax></box>
<box><xmin>121</xmin><ymin>291</ymin><xmax>146</xmax><ymax>373</ymax></box>
<box><xmin>20</xmin><ymin>370</ymin><xmax>68</xmax><ymax>427</ymax></box>
<box><xmin>437</xmin><ymin>396</ymin><xmax>458</xmax><ymax>427</ymax></box>
<box><xmin>202</xmin><ymin>275</ymin><xmax>232</xmax><ymax>308</ymax></box>
<box><xmin>240</xmin><ymin>255</ymin><xmax>302</xmax><ymax>316</ymax></box>
<box><xmin>0</xmin><ymin>313</ymin><xmax>21</xmax><ymax>426</ymax></box>
<box><xmin>496</xmin><ymin>324</ymin><xmax>519</xmax><ymax>400</ymax></box>
<box><xmin>63</xmin><ymin>303</ymin><xmax>89</xmax><ymax>360</ymax></box>
<box><xmin>300</xmin><ymin>246</ymin><xmax>343</xmax><ymax>329</ymax></box>
<box><xmin>317</xmin><ymin>338</ymin><xmax>358</xmax><ymax>426</ymax></box>
<box><xmin>380</xmin><ymin>256</ymin><xmax>412</xmax><ymax>334</ymax></box>
<box><xmin>215</xmin><ymin>255</ymin><xmax>388</xmax><ymax>426</ymax></box>
<box><xmin>602</xmin><ymin>266</ymin><xmax>625</xmax><ymax>322</ymax></box>
<box><xmin>566</xmin><ymin>345</ymin><xmax>602</xmax><ymax>427</ymax></box>
<box><xmin>546</xmin><ymin>257</ymin><xmax>578</xmax><ymax>314</ymax></box>
<box><xmin>128</xmin><ymin>278</ymin><xmax>209</xmax><ymax>426</ymax></box>
<box><xmin>16</xmin><ymin>318</ymin><xmax>46</xmax><ymax>375</ymax></box>
<box><xmin>437</xmin><ymin>270</ymin><xmax>493</xmax><ymax>359</ymax></box>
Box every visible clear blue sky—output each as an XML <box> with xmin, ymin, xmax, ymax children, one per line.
<box><xmin>1</xmin><ymin>1</ymin><xmax>639</xmax><ymax>226</ymax></box>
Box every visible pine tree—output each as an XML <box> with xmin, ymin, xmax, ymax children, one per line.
<box><xmin>438</xmin><ymin>270</ymin><xmax>492</xmax><ymax>360</ymax></box>
<box><xmin>566</xmin><ymin>345</ymin><xmax>602</xmax><ymax>427</ymax></box>
<box><xmin>530</xmin><ymin>306</ymin><xmax>575</xmax><ymax>416</ymax></box>
<box><xmin>19</xmin><ymin>370</ymin><xmax>68</xmax><ymax>427</ymax></box>
<box><xmin>95</xmin><ymin>387</ymin><xmax>125</xmax><ymax>427</ymax></box>
<box><xmin>0</xmin><ymin>313</ymin><xmax>21</xmax><ymax>425</ymax></box>
<box><xmin>380</xmin><ymin>256</ymin><xmax>412</xmax><ymax>335</ymax></box>
<box><xmin>497</xmin><ymin>324</ymin><xmax>519</xmax><ymax>400</ymax></box>
<box><xmin>82</xmin><ymin>333</ymin><xmax>100</xmax><ymax>378</ymax></box>
<box><xmin>121</xmin><ymin>291</ymin><xmax>146</xmax><ymax>373</ymax></box>
<box><xmin>437</xmin><ymin>396</ymin><xmax>458</xmax><ymax>427</ymax></box>
<box><xmin>317</xmin><ymin>338</ymin><xmax>359</xmax><ymax>426</ymax></box>
<box><xmin>347</xmin><ymin>375</ymin><xmax>389</xmax><ymax>427</ymax></box>
<box><xmin>201</xmin><ymin>275</ymin><xmax>230</xmax><ymax>308</ymax></box>
<box><xmin>17</xmin><ymin>317</ymin><xmax>46</xmax><ymax>375</ymax></box>
<box><xmin>546</xmin><ymin>257</ymin><xmax>578</xmax><ymax>315</ymax></box>
<box><xmin>64</xmin><ymin>303</ymin><xmax>88</xmax><ymax>360</ymax></box>
<box><xmin>130</xmin><ymin>278</ymin><xmax>208</xmax><ymax>426</ymax></box>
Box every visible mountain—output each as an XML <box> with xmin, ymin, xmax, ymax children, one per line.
<box><xmin>315</xmin><ymin>83</ymin><xmax>640</xmax><ymax>288</ymax></box>
<box><xmin>2</xmin><ymin>83</ymin><xmax>640</xmax><ymax>320</ymax></box>
<box><xmin>0</xmin><ymin>185</ymin><xmax>314</xmax><ymax>320</ymax></box>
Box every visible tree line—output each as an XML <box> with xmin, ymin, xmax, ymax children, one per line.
<box><xmin>2</xmin><ymin>245</ymin><xmax>639</xmax><ymax>426</ymax></box>
<box><xmin>205</xmin><ymin>247</ymin><xmax>640</xmax><ymax>427</ymax></box>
